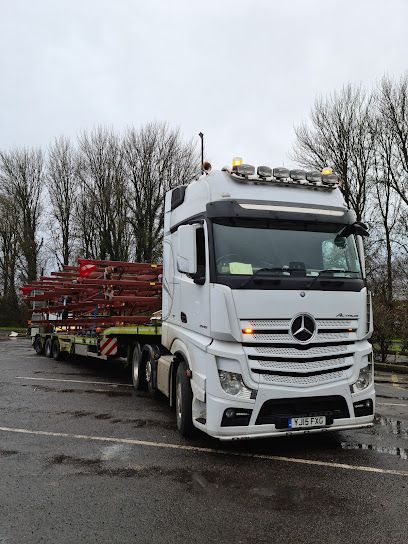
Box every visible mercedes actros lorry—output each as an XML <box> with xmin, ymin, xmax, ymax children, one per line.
<box><xmin>27</xmin><ymin>160</ymin><xmax>375</xmax><ymax>440</ymax></box>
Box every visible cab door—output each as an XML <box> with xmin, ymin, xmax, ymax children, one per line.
<box><xmin>176</xmin><ymin>222</ymin><xmax>210</xmax><ymax>336</ymax></box>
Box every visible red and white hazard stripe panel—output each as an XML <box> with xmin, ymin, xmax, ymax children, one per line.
<box><xmin>100</xmin><ymin>337</ymin><xmax>118</xmax><ymax>356</ymax></box>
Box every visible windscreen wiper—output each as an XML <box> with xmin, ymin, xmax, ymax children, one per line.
<box><xmin>240</xmin><ymin>267</ymin><xmax>295</xmax><ymax>288</ymax></box>
<box><xmin>305</xmin><ymin>269</ymin><xmax>360</xmax><ymax>290</ymax></box>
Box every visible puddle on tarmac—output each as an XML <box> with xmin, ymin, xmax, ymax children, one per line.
<box><xmin>374</xmin><ymin>414</ymin><xmax>408</xmax><ymax>438</ymax></box>
<box><xmin>341</xmin><ymin>414</ymin><xmax>408</xmax><ymax>459</ymax></box>
<box><xmin>341</xmin><ymin>441</ymin><xmax>408</xmax><ymax>460</ymax></box>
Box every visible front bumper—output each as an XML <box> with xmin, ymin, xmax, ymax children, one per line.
<box><xmin>197</xmin><ymin>385</ymin><xmax>375</xmax><ymax>440</ymax></box>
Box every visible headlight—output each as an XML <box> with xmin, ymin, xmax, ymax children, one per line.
<box><xmin>218</xmin><ymin>371</ymin><xmax>243</xmax><ymax>395</ymax></box>
<box><xmin>351</xmin><ymin>359</ymin><xmax>373</xmax><ymax>394</ymax></box>
<box><xmin>218</xmin><ymin>370</ymin><xmax>256</xmax><ymax>400</ymax></box>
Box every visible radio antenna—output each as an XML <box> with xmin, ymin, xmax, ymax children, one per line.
<box><xmin>198</xmin><ymin>132</ymin><xmax>204</xmax><ymax>174</ymax></box>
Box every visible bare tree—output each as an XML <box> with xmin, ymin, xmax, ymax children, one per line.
<box><xmin>77</xmin><ymin>127</ymin><xmax>131</xmax><ymax>260</ymax></box>
<box><xmin>123</xmin><ymin>122</ymin><xmax>198</xmax><ymax>262</ymax></box>
<box><xmin>0</xmin><ymin>148</ymin><xmax>43</xmax><ymax>282</ymax></box>
<box><xmin>46</xmin><ymin>136</ymin><xmax>79</xmax><ymax>266</ymax></box>
<box><xmin>75</xmin><ymin>189</ymin><xmax>99</xmax><ymax>260</ymax></box>
<box><xmin>292</xmin><ymin>84</ymin><xmax>375</xmax><ymax>220</ymax></box>
<box><xmin>378</xmin><ymin>75</ymin><xmax>408</xmax><ymax>206</ymax></box>
<box><xmin>369</xmin><ymin>115</ymin><xmax>401</xmax><ymax>303</ymax></box>
<box><xmin>0</xmin><ymin>194</ymin><xmax>19</xmax><ymax>303</ymax></box>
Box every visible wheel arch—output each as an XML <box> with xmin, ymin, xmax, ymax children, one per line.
<box><xmin>169</xmin><ymin>339</ymin><xmax>192</xmax><ymax>408</ymax></box>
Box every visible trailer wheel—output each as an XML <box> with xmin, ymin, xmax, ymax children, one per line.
<box><xmin>52</xmin><ymin>339</ymin><xmax>65</xmax><ymax>361</ymax></box>
<box><xmin>175</xmin><ymin>362</ymin><xmax>194</xmax><ymax>437</ymax></box>
<box><xmin>131</xmin><ymin>343</ymin><xmax>146</xmax><ymax>390</ymax></box>
<box><xmin>33</xmin><ymin>336</ymin><xmax>43</xmax><ymax>355</ymax></box>
<box><xmin>44</xmin><ymin>338</ymin><xmax>53</xmax><ymax>358</ymax></box>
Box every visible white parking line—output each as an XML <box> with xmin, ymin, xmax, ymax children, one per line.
<box><xmin>391</xmin><ymin>374</ymin><xmax>401</xmax><ymax>389</ymax></box>
<box><xmin>15</xmin><ymin>376</ymin><xmax>133</xmax><ymax>387</ymax></box>
<box><xmin>378</xmin><ymin>402</ymin><xmax>408</xmax><ymax>407</ymax></box>
<box><xmin>0</xmin><ymin>425</ymin><xmax>407</xmax><ymax>477</ymax></box>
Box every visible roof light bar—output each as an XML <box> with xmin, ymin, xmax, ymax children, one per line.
<box><xmin>228</xmin><ymin>159</ymin><xmax>339</xmax><ymax>189</ymax></box>
<box><xmin>273</xmin><ymin>167</ymin><xmax>290</xmax><ymax>179</ymax></box>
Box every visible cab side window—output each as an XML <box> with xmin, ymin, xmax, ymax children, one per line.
<box><xmin>195</xmin><ymin>227</ymin><xmax>206</xmax><ymax>281</ymax></box>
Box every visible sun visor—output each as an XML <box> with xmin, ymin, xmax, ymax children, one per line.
<box><xmin>206</xmin><ymin>200</ymin><xmax>354</xmax><ymax>224</ymax></box>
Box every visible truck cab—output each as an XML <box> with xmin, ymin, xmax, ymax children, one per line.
<box><xmin>162</xmin><ymin>163</ymin><xmax>374</xmax><ymax>439</ymax></box>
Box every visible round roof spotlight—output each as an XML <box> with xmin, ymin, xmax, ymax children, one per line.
<box><xmin>290</xmin><ymin>169</ymin><xmax>306</xmax><ymax>181</ymax></box>
<box><xmin>306</xmin><ymin>171</ymin><xmax>322</xmax><ymax>184</ymax></box>
<box><xmin>235</xmin><ymin>164</ymin><xmax>255</xmax><ymax>177</ymax></box>
<box><xmin>203</xmin><ymin>161</ymin><xmax>212</xmax><ymax>173</ymax></box>
<box><xmin>257</xmin><ymin>166</ymin><xmax>272</xmax><ymax>178</ymax></box>
<box><xmin>322</xmin><ymin>173</ymin><xmax>339</xmax><ymax>186</ymax></box>
<box><xmin>273</xmin><ymin>167</ymin><xmax>290</xmax><ymax>180</ymax></box>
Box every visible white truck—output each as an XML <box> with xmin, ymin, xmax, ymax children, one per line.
<box><xmin>159</xmin><ymin>161</ymin><xmax>374</xmax><ymax>439</ymax></box>
<box><xmin>30</xmin><ymin>160</ymin><xmax>375</xmax><ymax>440</ymax></box>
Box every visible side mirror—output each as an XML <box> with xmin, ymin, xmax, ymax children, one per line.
<box><xmin>335</xmin><ymin>222</ymin><xmax>369</xmax><ymax>244</ymax></box>
<box><xmin>354</xmin><ymin>221</ymin><xmax>369</xmax><ymax>237</ymax></box>
<box><xmin>177</xmin><ymin>224</ymin><xmax>198</xmax><ymax>275</ymax></box>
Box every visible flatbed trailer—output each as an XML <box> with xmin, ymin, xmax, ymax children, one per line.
<box><xmin>31</xmin><ymin>323</ymin><xmax>183</xmax><ymax>415</ymax></box>
<box><xmin>26</xmin><ymin>257</ymin><xmax>183</xmax><ymax>416</ymax></box>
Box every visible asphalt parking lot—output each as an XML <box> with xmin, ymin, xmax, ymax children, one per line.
<box><xmin>0</xmin><ymin>338</ymin><xmax>407</xmax><ymax>544</ymax></box>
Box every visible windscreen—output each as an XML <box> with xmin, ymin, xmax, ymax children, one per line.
<box><xmin>212</xmin><ymin>219</ymin><xmax>363</xmax><ymax>289</ymax></box>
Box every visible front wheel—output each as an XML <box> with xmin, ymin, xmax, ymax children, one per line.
<box><xmin>175</xmin><ymin>362</ymin><xmax>194</xmax><ymax>437</ymax></box>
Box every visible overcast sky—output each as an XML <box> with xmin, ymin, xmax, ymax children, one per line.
<box><xmin>0</xmin><ymin>0</ymin><xmax>407</xmax><ymax>170</ymax></box>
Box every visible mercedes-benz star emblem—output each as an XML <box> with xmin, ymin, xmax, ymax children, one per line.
<box><xmin>290</xmin><ymin>314</ymin><xmax>317</xmax><ymax>343</ymax></box>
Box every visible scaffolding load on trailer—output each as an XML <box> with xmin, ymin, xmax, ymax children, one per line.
<box><xmin>22</xmin><ymin>258</ymin><xmax>162</xmax><ymax>331</ymax></box>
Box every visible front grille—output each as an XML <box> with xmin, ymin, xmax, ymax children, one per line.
<box><xmin>245</xmin><ymin>318</ymin><xmax>356</xmax><ymax>331</ymax></box>
<box><xmin>259</xmin><ymin>370</ymin><xmax>346</xmax><ymax>386</ymax></box>
<box><xmin>248</xmin><ymin>319</ymin><xmax>290</xmax><ymax>328</ymax></box>
<box><xmin>256</xmin><ymin>395</ymin><xmax>350</xmax><ymax>426</ymax></box>
<box><xmin>241</xmin><ymin>316</ymin><xmax>358</xmax><ymax>387</ymax></box>
<box><xmin>254</xmin><ymin>356</ymin><xmax>347</xmax><ymax>371</ymax></box>
<box><xmin>248</xmin><ymin>344</ymin><xmax>349</xmax><ymax>357</ymax></box>
<box><xmin>249</xmin><ymin>331</ymin><xmax>351</xmax><ymax>342</ymax></box>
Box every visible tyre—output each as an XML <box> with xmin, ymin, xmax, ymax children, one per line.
<box><xmin>33</xmin><ymin>336</ymin><xmax>43</xmax><ymax>355</ymax></box>
<box><xmin>175</xmin><ymin>362</ymin><xmax>194</xmax><ymax>437</ymax></box>
<box><xmin>44</xmin><ymin>338</ymin><xmax>53</xmax><ymax>358</ymax></box>
<box><xmin>131</xmin><ymin>343</ymin><xmax>146</xmax><ymax>390</ymax></box>
<box><xmin>142</xmin><ymin>344</ymin><xmax>159</xmax><ymax>395</ymax></box>
<box><xmin>52</xmin><ymin>339</ymin><xmax>65</xmax><ymax>361</ymax></box>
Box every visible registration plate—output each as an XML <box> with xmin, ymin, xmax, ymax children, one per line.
<box><xmin>290</xmin><ymin>416</ymin><xmax>326</xmax><ymax>428</ymax></box>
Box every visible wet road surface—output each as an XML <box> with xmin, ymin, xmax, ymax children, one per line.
<box><xmin>0</xmin><ymin>338</ymin><xmax>407</xmax><ymax>543</ymax></box>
